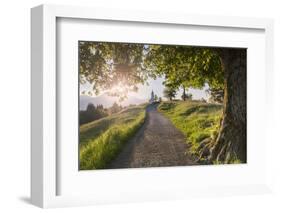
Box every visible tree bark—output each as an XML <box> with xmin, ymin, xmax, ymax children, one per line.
<box><xmin>210</xmin><ymin>49</ymin><xmax>247</xmax><ymax>163</ymax></box>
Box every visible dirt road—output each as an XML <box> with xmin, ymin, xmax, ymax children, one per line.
<box><xmin>108</xmin><ymin>104</ymin><xmax>196</xmax><ymax>169</ymax></box>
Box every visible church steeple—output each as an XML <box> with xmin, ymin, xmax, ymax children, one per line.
<box><xmin>150</xmin><ymin>90</ymin><xmax>154</xmax><ymax>103</ymax></box>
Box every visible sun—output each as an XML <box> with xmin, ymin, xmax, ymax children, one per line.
<box><xmin>111</xmin><ymin>84</ymin><xmax>126</xmax><ymax>94</ymax></box>
<box><xmin>107</xmin><ymin>83</ymin><xmax>129</xmax><ymax>100</ymax></box>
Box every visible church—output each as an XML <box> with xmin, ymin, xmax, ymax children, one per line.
<box><xmin>149</xmin><ymin>90</ymin><xmax>155</xmax><ymax>103</ymax></box>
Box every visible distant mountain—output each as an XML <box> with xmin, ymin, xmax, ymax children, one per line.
<box><xmin>80</xmin><ymin>94</ymin><xmax>147</xmax><ymax>110</ymax></box>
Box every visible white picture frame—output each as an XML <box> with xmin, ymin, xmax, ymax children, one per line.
<box><xmin>31</xmin><ymin>4</ymin><xmax>274</xmax><ymax>208</ymax></box>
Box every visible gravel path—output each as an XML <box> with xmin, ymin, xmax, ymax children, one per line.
<box><xmin>108</xmin><ymin>104</ymin><xmax>196</xmax><ymax>169</ymax></box>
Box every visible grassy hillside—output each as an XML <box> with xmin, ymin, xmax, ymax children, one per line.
<box><xmin>158</xmin><ymin>101</ymin><xmax>223</xmax><ymax>161</ymax></box>
<box><xmin>79</xmin><ymin>104</ymin><xmax>147</xmax><ymax>170</ymax></box>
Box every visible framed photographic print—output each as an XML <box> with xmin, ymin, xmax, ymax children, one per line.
<box><xmin>31</xmin><ymin>4</ymin><xmax>274</xmax><ymax>208</ymax></box>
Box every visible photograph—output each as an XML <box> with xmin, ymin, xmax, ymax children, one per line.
<box><xmin>78</xmin><ymin>41</ymin><xmax>247</xmax><ymax>170</ymax></box>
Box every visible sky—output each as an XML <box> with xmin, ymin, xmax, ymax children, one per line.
<box><xmin>80</xmin><ymin>76</ymin><xmax>210</xmax><ymax>103</ymax></box>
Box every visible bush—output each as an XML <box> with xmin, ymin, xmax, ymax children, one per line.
<box><xmin>80</xmin><ymin>103</ymin><xmax>108</xmax><ymax>125</ymax></box>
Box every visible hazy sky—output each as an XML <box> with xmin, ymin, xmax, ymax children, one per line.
<box><xmin>80</xmin><ymin>77</ymin><xmax>209</xmax><ymax>102</ymax></box>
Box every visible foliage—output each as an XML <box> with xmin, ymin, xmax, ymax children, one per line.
<box><xmin>154</xmin><ymin>94</ymin><xmax>158</xmax><ymax>102</ymax></box>
<box><xmin>207</xmin><ymin>88</ymin><xmax>224</xmax><ymax>104</ymax></box>
<box><xmin>144</xmin><ymin>45</ymin><xmax>224</xmax><ymax>91</ymax></box>
<box><xmin>163</xmin><ymin>86</ymin><xmax>177</xmax><ymax>101</ymax></box>
<box><xmin>109</xmin><ymin>102</ymin><xmax>123</xmax><ymax>114</ymax></box>
<box><xmin>181</xmin><ymin>93</ymin><xmax>192</xmax><ymax>101</ymax></box>
<box><xmin>79</xmin><ymin>103</ymin><xmax>108</xmax><ymax>125</ymax></box>
<box><xmin>79</xmin><ymin>105</ymin><xmax>147</xmax><ymax>169</ymax></box>
<box><xmin>181</xmin><ymin>89</ymin><xmax>192</xmax><ymax>101</ymax></box>
<box><xmin>79</xmin><ymin>42</ymin><xmax>225</xmax><ymax>102</ymax></box>
<box><xmin>79</xmin><ymin>42</ymin><xmax>152</xmax><ymax>100</ymax></box>
<box><xmin>158</xmin><ymin>101</ymin><xmax>222</xmax><ymax>158</ymax></box>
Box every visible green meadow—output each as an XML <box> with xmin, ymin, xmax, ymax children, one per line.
<box><xmin>79</xmin><ymin>104</ymin><xmax>147</xmax><ymax>170</ymax></box>
<box><xmin>158</xmin><ymin>101</ymin><xmax>223</xmax><ymax>160</ymax></box>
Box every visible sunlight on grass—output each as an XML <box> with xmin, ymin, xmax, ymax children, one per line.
<box><xmin>79</xmin><ymin>105</ymin><xmax>147</xmax><ymax>170</ymax></box>
<box><xmin>158</xmin><ymin>101</ymin><xmax>222</xmax><ymax>158</ymax></box>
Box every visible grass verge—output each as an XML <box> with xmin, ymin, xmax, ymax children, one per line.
<box><xmin>158</xmin><ymin>101</ymin><xmax>222</xmax><ymax>158</ymax></box>
<box><xmin>79</xmin><ymin>105</ymin><xmax>146</xmax><ymax>170</ymax></box>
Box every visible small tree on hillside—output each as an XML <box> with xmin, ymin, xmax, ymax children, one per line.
<box><xmin>163</xmin><ymin>86</ymin><xmax>177</xmax><ymax>101</ymax></box>
<box><xmin>154</xmin><ymin>94</ymin><xmax>158</xmax><ymax>102</ymax></box>
<box><xmin>96</xmin><ymin>104</ymin><xmax>104</xmax><ymax>110</ymax></box>
<box><xmin>181</xmin><ymin>90</ymin><xmax>192</xmax><ymax>101</ymax></box>
<box><xmin>80</xmin><ymin>103</ymin><xmax>108</xmax><ymax>125</ymax></box>
<box><xmin>86</xmin><ymin>103</ymin><xmax>96</xmax><ymax>112</ymax></box>
<box><xmin>110</xmin><ymin>102</ymin><xmax>122</xmax><ymax>114</ymax></box>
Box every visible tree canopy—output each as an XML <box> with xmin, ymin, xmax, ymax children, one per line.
<box><xmin>79</xmin><ymin>42</ymin><xmax>224</xmax><ymax>101</ymax></box>
<box><xmin>163</xmin><ymin>86</ymin><xmax>177</xmax><ymax>101</ymax></box>
<box><xmin>79</xmin><ymin>42</ymin><xmax>152</xmax><ymax>100</ymax></box>
<box><xmin>144</xmin><ymin>45</ymin><xmax>224</xmax><ymax>91</ymax></box>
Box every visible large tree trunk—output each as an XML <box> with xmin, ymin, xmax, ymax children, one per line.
<box><xmin>210</xmin><ymin>49</ymin><xmax>247</xmax><ymax>163</ymax></box>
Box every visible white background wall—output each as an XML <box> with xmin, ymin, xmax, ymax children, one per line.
<box><xmin>0</xmin><ymin>0</ymin><xmax>280</xmax><ymax>212</ymax></box>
